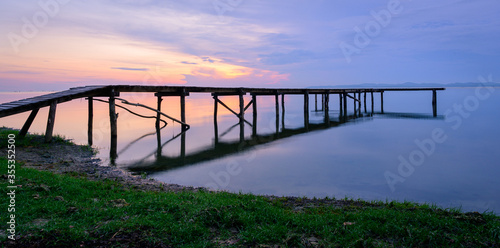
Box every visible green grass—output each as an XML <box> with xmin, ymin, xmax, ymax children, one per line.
<box><xmin>1</xmin><ymin>163</ymin><xmax>498</xmax><ymax>247</ymax></box>
<box><xmin>0</xmin><ymin>128</ymin><xmax>499</xmax><ymax>247</ymax></box>
<box><xmin>0</xmin><ymin>127</ymin><xmax>72</xmax><ymax>148</ymax></box>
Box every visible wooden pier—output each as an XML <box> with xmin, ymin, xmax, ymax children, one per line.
<box><xmin>0</xmin><ymin>85</ymin><xmax>444</xmax><ymax>161</ymax></box>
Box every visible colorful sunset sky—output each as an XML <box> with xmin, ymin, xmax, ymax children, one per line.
<box><xmin>1</xmin><ymin>0</ymin><xmax>499</xmax><ymax>91</ymax></box>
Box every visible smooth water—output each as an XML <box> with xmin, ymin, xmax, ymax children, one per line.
<box><xmin>1</xmin><ymin>87</ymin><xmax>499</xmax><ymax>213</ymax></box>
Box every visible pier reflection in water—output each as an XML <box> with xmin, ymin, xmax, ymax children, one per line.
<box><xmin>122</xmin><ymin>91</ymin><xmax>442</xmax><ymax>174</ymax></box>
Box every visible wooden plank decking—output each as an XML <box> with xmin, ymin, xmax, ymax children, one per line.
<box><xmin>0</xmin><ymin>85</ymin><xmax>445</xmax><ymax>147</ymax></box>
<box><xmin>0</xmin><ymin>86</ymin><xmax>111</xmax><ymax>118</ymax></box>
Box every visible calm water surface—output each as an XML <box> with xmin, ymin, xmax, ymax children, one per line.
<box><xmin>1</xmin><ymin>87</ymin><xmax>499</xmax><ymax>213</ymax></box>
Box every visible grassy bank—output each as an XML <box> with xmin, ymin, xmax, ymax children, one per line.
<box><xmin>1</xmin><ymin>130</ymin><xmax>499</xmax><ymax>247</ymax></box>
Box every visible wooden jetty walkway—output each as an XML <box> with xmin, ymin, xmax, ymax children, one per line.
<box><xmin>0</xmin><ymin>85</ymin><xmax>444</xmax><ymax>161</ymax></box>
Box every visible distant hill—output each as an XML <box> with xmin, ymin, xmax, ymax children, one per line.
<box><xmin>309</xmin><ymin>82</ymin><xmax>500</xmax><ymax>89</ymax></box>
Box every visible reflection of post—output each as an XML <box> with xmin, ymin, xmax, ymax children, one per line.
<box><xmin>239</xmin><ymin>92</ymin><xmax>244</xmax><ymax>142</ymax></box>
<box><xmin>213</xmin><ymin>94</ymin><xmax>219</xmax><ymax>145</ymax></box>
<box><xmin>322</xmin><ymin>94</ymin><xmax>325</xmax><ymax>111</ymax></box>
<box><xmin>432</xmin><ymin>90</ymin><xmax>437</xmax><ymax>117</ymax></box>
<box><xmin>180</xmin><ymin>89</ymin><xmax>186</xmax><ymax>131</ymax></box>
<box><xmin>281</xmin><ymin>94</ymin><xmax>285</xmax><ymax>130</ymax></box>
<box><xmin>275</xmin><ymin>93</ymin><xmax>279</xmax><ymax>134</ymax></box>
<box><xmin>181</xmin><ymin>132</ymin><xmax>186</xmax><ymax>159</ymax></box>
<box><xmin>381</xmin><ymin>91</ymin><xmax>384</xmax><ymax>114</ymax></box>
<box><xmin>109</xmin><ymin>90</ymin><xmax>118</xmax><ymax>163</ymax></box>
<box><xmin>252</xmin><ymin>94</ymin><xmax>257</xmax><ymax>137</ymax></box>
<box><xmin>156</xmin><ymin>122</ymin><xmax>162</xmax><ymax>157</ymax></box>
<box><xmin>304</xmin><ymin>91</ymin><xmax>309</xmax><ymax>129</ymax></box>
<box><xmin>45</xmin><ymin>100</ymin><xmax>57</xmax><ymax>143</ymax></box>
<box><xmin>87</xmin><ymin>97</ymin><xmax>93</xmax><ymax>146</ymax></box>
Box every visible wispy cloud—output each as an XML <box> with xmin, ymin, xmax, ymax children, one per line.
<box><xmin>110</xmin><ymin>67</ymin><xmax>149</xmax><ymax>71</ymax></box>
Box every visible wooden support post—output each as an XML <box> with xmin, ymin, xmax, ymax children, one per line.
<box><xmin>324</xmin><ymin>94</ymin><xmax>330</xmax><ymax>124</ymax></box>
<box><xmin>432</xmin><ymin>90</ymin><xmax>437</xmax><ymax>117</ymax></box>
<box><xmin>213</xmin><ymin>95</ymin><xmax>219</xmax><ymax>145</ymax></box>
<box><xmin>45</xmin><ymin>101</ymin><xmax>57</xmax><ymax>143</ymax></box>
<box><xmin>371</xmin><ymin>91</ymin><xmax>374</xmax><ymax>114</ymax></box>
<box><xmin>252</xmin><ymin>94</ymin><xmax>257</xmax><ymax>137</ymax></box>
<box><xmin>109</xmin><ymin>90</ymin><xmax>118</xmax><ymax>163</ymax></box>
<box><xmin>353</xmin><ymin>93</ymin><xmax>357</xmax><ymax>117</ymax></box>
<box><xmin>156</xmin><ymin>122</ymin><xmax>162</xmax><ymax>157</ymax></box>
<box><xmin>180</xmin><ymin>90</ymin><xmax>187</xmax><ymax>131</ymax></box>
<box><xmin>239</xmin><ymin>92</ymin><xmax>245</xmax><ymax>142</ymax></box>
<box><xmin>155</xmin><ymin>95</ymin><xmax>162</xmax><ymax>130</ymax></box>
<box><xmin>281</xmin><ymin>94</ymin><xmax>285</xmax><ymax>130</ymax></box>
<box><xmin>304</xmin><ymin>91</ymin><xmax>309</xmax><ymax>129</ymax></box>
<box><xmin>358</xmin><ymin>92</ymin><xmax>362</xmax><ymax>115</ymax></box>
<box><xmin>322</xmin><ymin>94</ymin><xmax>325</xmax><ymax>111</ymax></box>
<box><xmin>364</xmin><ymin>92</ymin><xmax>367</xmax><ymax>113</ymax></box>
<box><xmin>315</xmin><ymin>94</ymin><xmax>318</xmax><ymax>111</ymax></box>
<box><xmin>87</xmin><ymin>97</ymin><xmax>93</xmax><ymax>146</ymax></box>
<box><xmin>19</xmin><ymin>108</ymin><xmax>39</xmax><ymax>138</ymax></box>
<box><xmin>381</xmin><ymin>91</ymin><xmax>384</xmax><ymax>114</ymax></box>
<box><xmin>339</xmin><ymin>94</ymin><xmax>343</xmax><ymax>116</ymax></box>
<box><xmin>275</xmin><ymin>94</ymin><xmax>279</xmax><ymax>134</ymax></box>
<box><xmin>343</xmin><ymin>93</ymin><xmax>347</xmax><ymax>116</ymax></box>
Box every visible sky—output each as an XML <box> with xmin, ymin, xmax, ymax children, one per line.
<box><xmin>0</xmin><ymin>0</ymin><xmax>499</xmax><ymax>91</ymax></box>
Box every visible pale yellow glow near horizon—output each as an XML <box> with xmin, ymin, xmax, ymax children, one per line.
<box><xmin>0</xmin><ymin>28</ymin><xmax>286</xmax><ymax>86</ymax></box>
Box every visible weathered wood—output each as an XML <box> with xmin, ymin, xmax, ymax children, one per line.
<box><xmin>213</xmin><ymin>95</ymin><xmax>219</xmax><ymax>144</ymax></box>
<box><xmin>304</xmin><ymin>91</ymin><xmax>309</xmax><ymax>129</ymax></box>
<box><xmin>353</xmin><ymin>93</ymin><xmax>357</xmax><ymax>117</ymax></box>
<box><xmin>88</xmin><ymin>97</ymin><xmax>93</xmax><ymax>146</ymax></box>
<box><xmin>381</xmin><ymin>91</ymin><xmax>385</xmax><ymax>113</ymax></box>
<box><xmin>215</xmin><ymin>97</ymin><xmax>240</xmax><ymax>118</ymax></box>
<box><xmin>358</xmin><ymin>92</ymin><xmax>362</xmax><ymax>115</ymax></box>
<box><xmin>109</xmin><ymin>91</ymin><xmax>118</xmax><ymax>163</ymax></box>
<box><xmin>275</xmin><ymin>94</ymin><xmax>280</xmax><ymax>134</ymax></box>
<box><xmin>432</xmin><ymin>90</ymin><xmax>437</xmax><ymax>117</ymax></box>
<box><xmin>19</xmin><ymin>108</ymin><xmax>39</xmax><ymax>138</ymax></box>
<box><xmin>252</xmin><ymin>94</ymin><xmax>257</xmax><ymax>137</ymax></box>
<box><xmin>322</xmin><ymin>94</ymin><xmax>325</xmax><ymax>111</ymax></box>
<box><xmin>324</xmin><ymin>94</ymin><xmax>330</xmax><ymax>124</ymax></box>
<box><xmin>281</xmin><ymin>94</ymin><xmax>285</xmax><ymax>130</ymax></box>
<box><xmin>371</xmin><ymin>91</ymin><xmax>374</xmax><ymax>113</ymax></box>
<box><xmin>363</xmin><ymin>92</ymin><xmax>367</xmax><ymax>113</ymax></box>
<box><xmin>180</xmin><ymin>90</ymin><xmax>187</xmax><ymax>131</ymax></box>
<box><xmin>239</xmin><ymin>92</ymin><xmax>245</xmax><ymax>141</ymax></box>
<box><xmin>339</xmin><ymin>94</ymin><xmax>343</xmax><ymax>115</ymax></box>
<box><xmin>156</xmin><ymin>95</ymin><xmax>163</xmax><ymax>130</ymax></box>
<box><xmin>343</xmin><ymin>93</ymin><xmax>347</xmax><ymax>116</ymax></box>
<box><xmin>45</xmin><ymin>101</ymin><xmax>57</xmax><ymax>143</ymax></box>
<box><xmin>315</xmin><ymin>94</ymin><xmax>318</xmax><ymax>111</ymax></box>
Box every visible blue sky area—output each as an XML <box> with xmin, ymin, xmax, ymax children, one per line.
<box><xmin>0</xmin><ymin>0</ymin><xmax>499</xmax><ymax>91</ymax></box>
